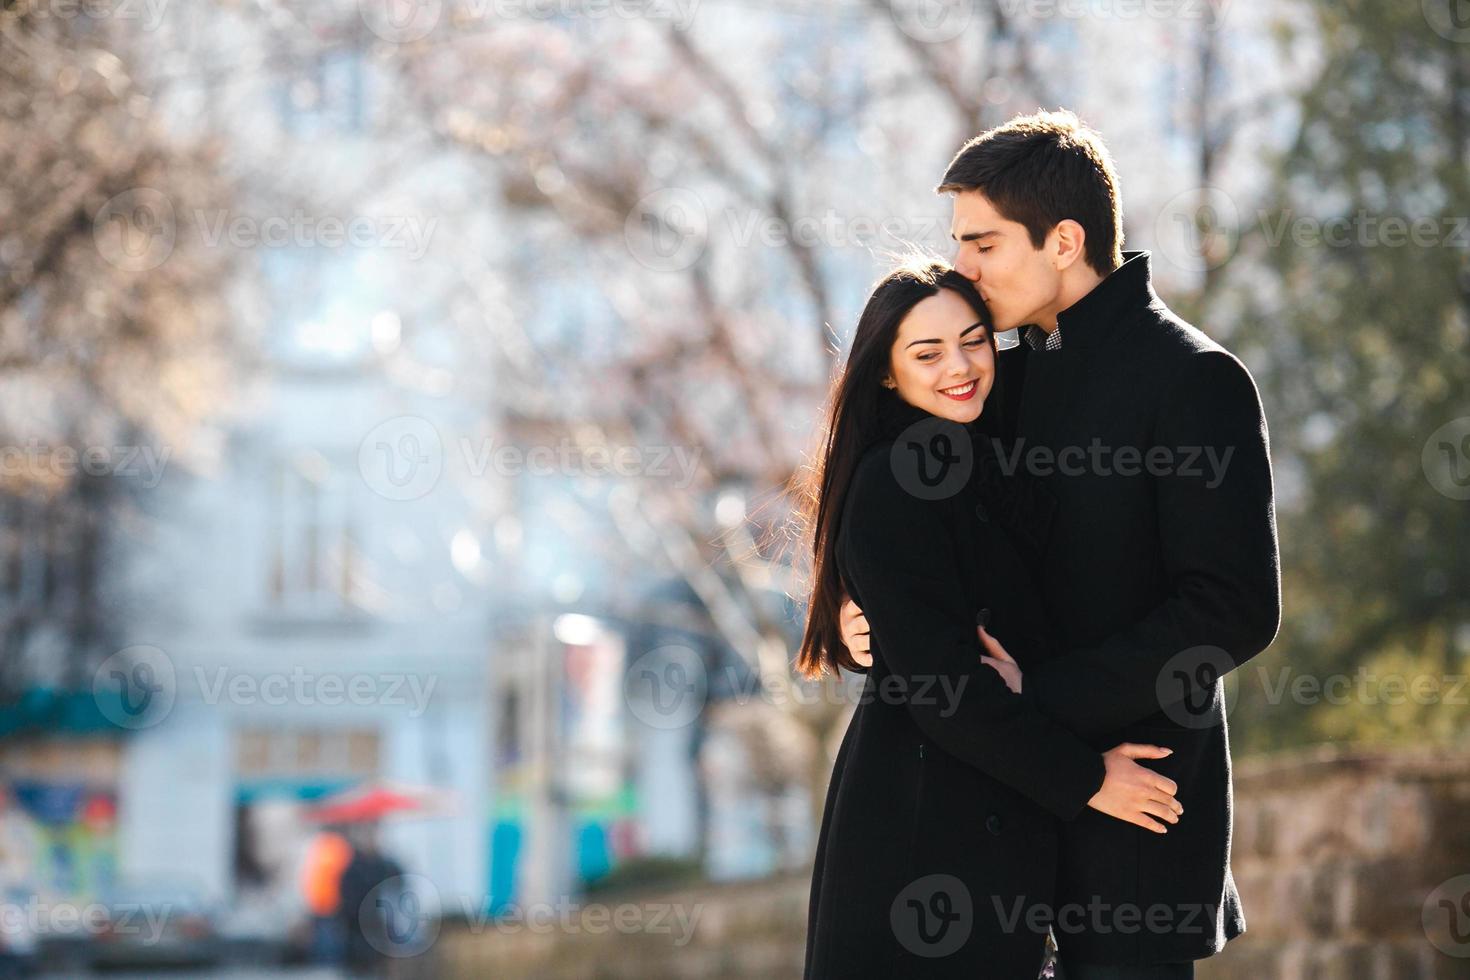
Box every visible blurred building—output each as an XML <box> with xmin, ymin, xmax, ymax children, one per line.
<box><xmin>97</xmin><ymin>8</ymin><xmax>497</xmax><ymax>942</ymax></box>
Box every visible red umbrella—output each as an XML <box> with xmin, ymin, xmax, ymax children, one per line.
<box><xmin>305</xmin><ymin>783</ymin><xmax>451</xmax><ymax>824</ymax></box>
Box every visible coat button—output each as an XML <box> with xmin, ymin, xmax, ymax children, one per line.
<box><xmin>974</xmin><ymin>502</ymin><xmax>989</xmax><ymax>522</ymax></box>
<box><xmin>986</xmin><ymin>814</ymin><xmax>1003</xmax><ymax>835</ymax></box>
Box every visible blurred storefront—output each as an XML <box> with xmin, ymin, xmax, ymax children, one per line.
<box><xmin>0</xmin><ymin>691</ymin><xmax>128</xmax><ymax>908</ymax></box>
<box><xmin>490</xmin><ymin>614</ymin><xmax>645</xmax><ymax>912</ymax></box>
<box><xmin>487</xmin><ymin>600</ymin><xmax>808</xmax><ymax>914</ymax></box>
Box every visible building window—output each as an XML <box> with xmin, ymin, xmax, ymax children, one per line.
<box><xmin>267</xmin><ymin>452</ymin><xmax>361</xmax><ymax>614</ymax></box>
<box><xmin>234</xmin><ymin>727</ymin><xmax>380</xmax><ymax>782</ymax></box>
<box><xmin>495</xmin><ymin>689</ymin><xmax>521</xmax><ymax>768</ymax></box>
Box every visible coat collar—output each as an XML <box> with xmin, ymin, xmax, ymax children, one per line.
<box><xmin>1012</xmin><ymin>251</ymin><xmax>1159</xmax><ymax>442</ymax></box>
<box><xmin>1053</xmin><ymin>249</ymin><xmax>1160</xmax><ymax>352</ymax></box>
<box><xmin>874</xmin><ymin>390</ymin><xmax>987</xmax><ymax>446</ymax></box>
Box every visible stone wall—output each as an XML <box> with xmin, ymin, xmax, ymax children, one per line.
<box><xmin>436</xmin><ymin>747</ymin><xmax>1470</xmax><ymax>978</ymax></box>
<box><xmin>1200</xmin><ymin>746</ymin><xmax>1470</xmax><ymax>979</ymax></box>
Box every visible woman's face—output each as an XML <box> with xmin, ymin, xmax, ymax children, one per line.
<box><xmin>884</xmin><ymin>287</ymin><xmax>994</xmax><ymax>424</ymax></box>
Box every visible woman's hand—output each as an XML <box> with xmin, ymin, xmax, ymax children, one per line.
<box><xmin>839</xmin><ymin>596</ymin><xmax>874</xmax><ymax>668</ymax></box>
<box><xmin>1086</xmin><ymin>744</ymin><xmax>1183</xmax><ymax>833</ymax></box>
<box><xmin>977</xmin><ymin>626</ymin><xmax>1022</xmax><ymax>693</ymax></box>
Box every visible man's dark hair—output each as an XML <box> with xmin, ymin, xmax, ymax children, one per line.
<box><xmin>937</xmin><ymin>108</ymin><xmax>1123</xmax><ymax>275</ymax></box>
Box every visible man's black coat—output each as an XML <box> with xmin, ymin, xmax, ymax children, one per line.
<box><xmin>996</xmin><ymin>250</ymin><xmax>1282</xmax><ymax>965</ymax></box>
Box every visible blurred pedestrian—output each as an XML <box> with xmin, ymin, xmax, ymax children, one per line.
<box><xmin>338</xmin><ymin>824</ymin><xmax>407</xmax><ymax>978</ymax></box>
<box><xmin>299</xmin><ymin>826</ymin><xmax>353</xmax><ymax>965</ymax></box>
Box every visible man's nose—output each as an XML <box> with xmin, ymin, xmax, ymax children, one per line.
<box><xmin>954</xmin><ymin>252</ymin><xmax>980</xmax><ymax>282</ymax></box>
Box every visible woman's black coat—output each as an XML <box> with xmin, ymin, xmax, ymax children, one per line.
<box><xmin>803</xmin><ymin>398</ymin><xmax>1107</xmax><ymax>980</ymax></box>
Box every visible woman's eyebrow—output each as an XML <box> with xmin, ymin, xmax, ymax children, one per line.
<box><xmin>904</xmin><ymin>322</ymin><xmax>987</xmax><ymax>349</ymax></box>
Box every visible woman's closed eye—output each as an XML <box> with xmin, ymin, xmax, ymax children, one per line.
<box><xmin>916</xmin><ymin>339</ymin><xmax>986</xmax><ymax>361</ymax></box>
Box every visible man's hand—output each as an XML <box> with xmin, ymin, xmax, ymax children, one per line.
<box><xmin>839</xmin><ymin>596</ymin><xmax>872</xmax><ymax>668</ymax></box>
<box><xmin>978</xmin><ymin>626</ymin><xmax>1022</xmax><ymax>693</ymax></box>
<box><xmin>1087</xmin><ymin>744</ymin><xmax>1183</xmax><ymax>833</ymax></box>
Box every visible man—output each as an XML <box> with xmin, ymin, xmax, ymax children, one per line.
<box><xmin>839</xmin><ymin>109</ymin><xmax>1281</xmax><ymax>978</ymax></box>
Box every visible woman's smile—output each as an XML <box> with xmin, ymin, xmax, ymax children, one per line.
<box><xmin>939</xmin><ymin>379</ymin><xmax>978</xmax><ymax>401</ymax></box>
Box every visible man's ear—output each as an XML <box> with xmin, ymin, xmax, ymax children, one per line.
<box><xmin>1051</xmin><ymin>218</ymin><xmax>1088</xmax><ymax>272</ymax></box>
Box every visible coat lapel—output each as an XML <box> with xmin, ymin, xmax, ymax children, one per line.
<box><xmin>1018</xmin><ymin>340</ymin><xmax>1088</xmax><ymax>447</ymax></box>
<box><xmin>1015</xmin><ymin>251</ymin><xmax>1159</xmax><ymax>445</ymax></box>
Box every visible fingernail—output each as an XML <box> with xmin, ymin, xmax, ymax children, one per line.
<box><xmin>1162</xmin><ymin>748</ymin><xmax>1173</xmax><ymax>755</ymax></box>
<box><xmin>976</xmin><ymin>608</ymin><xmax>991</xmax><ymax>628</ymax></box>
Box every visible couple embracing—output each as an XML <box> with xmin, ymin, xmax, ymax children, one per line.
<box><xmin>798</xmin><ymin>110</ymin><xmax>1281</xmax><ymax>979</ymax></box>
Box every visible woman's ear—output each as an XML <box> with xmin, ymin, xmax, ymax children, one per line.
<box><xmin>881</xmin><ymin>376</ymin><xmax>896</xmax><ymax>389</ymax></box>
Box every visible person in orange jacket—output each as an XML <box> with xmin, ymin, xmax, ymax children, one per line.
<box><xmin>301</xmin><ymin>827</ymin><xmax>353</xmax><ymax>965</ymax></box>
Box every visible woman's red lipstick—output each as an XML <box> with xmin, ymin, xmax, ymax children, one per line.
<box><xmin>939</xmin><ymin>380</ymin><xmax>978</xmax><ymax>401</ymax></box>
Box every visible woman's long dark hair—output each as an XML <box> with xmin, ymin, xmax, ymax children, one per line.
<box><xmin>793</xmin><ymin>258</ymin><xmax>995</xmax><ymax>678</ymax></box>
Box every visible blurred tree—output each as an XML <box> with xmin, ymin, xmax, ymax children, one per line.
<box><xmin>352</xmin><ymin>5</ymin><xmax>1070</xmax><ymax>846</ymax></box>
<box><xmin>1218</xmin><ymin>0</ymin><xmax>1470</xmax><ymax>750</ymax></box>
<box><xmin>333</xmin><ymin>0</ymin><xmax>1265</xmax><ymax>855</ymax></box>
<box><xmin>0</xmin><ymin>5</ymin><xmax>238</xmax><ymax>697</ymax></box>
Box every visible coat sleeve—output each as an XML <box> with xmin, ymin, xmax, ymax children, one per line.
<box><xmin>841</xmin><ymin>451</ymin><xmax>1106</xmax><ymax>821</ymax></box>
<box><xmin>1023</xmin><ymin>349</ymin><xmax>1282</xmax><ymax>736</ymax></box>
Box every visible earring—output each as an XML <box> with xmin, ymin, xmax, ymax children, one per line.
<box><xmin>881</xmin><ymin>379</ymin><xmax>896</xmax><ymax>389</ymax></box>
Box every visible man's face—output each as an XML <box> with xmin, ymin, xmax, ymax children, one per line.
<box><xmin>949</xmin><ymin>190</ymin><xmax>1063</xmax><ymax>332</ymax></box>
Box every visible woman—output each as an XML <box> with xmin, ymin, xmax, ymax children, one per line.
<box><xmin>797</xmin><ymin>260</ymin><xmax>1182</xmax><ymax>979</ymax></box>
